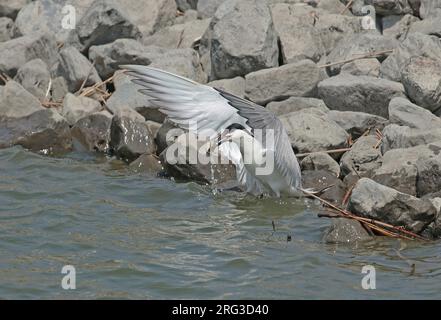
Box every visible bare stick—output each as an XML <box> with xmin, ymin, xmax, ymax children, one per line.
<box><xmin>296</xmin><ymin>147</ymin><xmax>352</xmax><ymax>158</ymax></box>
<box><xmin>77</xmin><ymin>60</ymin><xmax>96</xmax><ymax>96</ymax></box>
<box><xmin>340</xmin><ymin>0</ymin><xmax>353</xmax><ymax>15</ymax></box>
<box><xmin>318</xmin><ymin>50</ymin><xmax>394</xmax><ymax>68</ymax></box>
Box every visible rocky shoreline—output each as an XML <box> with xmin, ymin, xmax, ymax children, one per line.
<box><xmin>1</xmin><ymin>0</ymin><xmax>441</xmax><ymax>243</ymax></box>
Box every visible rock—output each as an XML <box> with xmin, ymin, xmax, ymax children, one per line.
<box><xmin>301</xmin><ymin>152</ymin><xmax>341</xmax><ymax>177</ymax></box>
<box><xmin>14</xmin><ymin>59</ymin><xmax>50</xmax><ymax>99</ymax></box>
<box><xmin>271</xmin><ymin>3</ymin><xmax>324</xmax><ymax>64</ymax></box>
<box><xmin>322</xmin><ymin>219</ymin><xmax>372</xmax><ymax>244</ymax></box>
<box><xmin>56</xmin><ymin>46</ymin><xmax>102</xmax><ymax>93</ymax></box>
<box><xmin>340</xmin><ymin>58</ymin><xmax>380</xmax><ymax>77</ymax></box>
<box><xmin>142</xmin><ymin>18</ymin><xmax>210</xmax><ymax>49</ymax></box>
<box><xmin>0</xmin><ymin>81</ymin><xmax>44</xmax><ymax>118</ymax></box>
<box><xmin>0</xmin><ymin>33</ymin><xmax>59</xmax><ymax>77</ymax></box>
<box><xmin>368</xmin><ymin>0</ymin><xmax>414</xmax><ymax>15</ymax></box>
<box><xmin>200</xmin><ymin>0</ymin><xmax>278</xmax><ymax>80</ymax></box>
<box><xmin>380</xmin><ymin>33</ymin><xmax>441</xmax><ymax>82</ymax></box>
<box><xmin>266</xmin><ymin>97</ymin><xmax>329</xmax><ymax>116</ymax></box>
<box><xmin>348</xmin><ymin>178</ymin><xmax>436</xmax><ymax>234</ymax></box>
<box><xmin>155</xmin><ymin>120</ymin><xmax>181</xmax><ymax>155</ymax></box>
<box><xmin>340</xmin><ymin>136</ymin><xmax>382</xmax><ymax>178</ymax></box>
<box><xmin>66</xmin><ymin>0</ymin><xmax>143</xmax><ymax>53</ymax></box>
<box><xmin>145</xmin><ymin>120</ymin><xmax>162</xmax><ymax>137</ymax></box>
<box><xmin>381</xmin><ymin>124</ymin><xmax>441</xmax><ymax>152</ymax></box>
<box><xmin>14</xmin><ymin>0</ymin><xmax>94</xmax><ymax>43</ymax></box>
<box><xmin>89</xmin><ymin>39</ymin><xmax>163</xmax><ymax>79</ymax></box>
<box><xmin>373</xmin><ymin>142</ymin><xmax>441</xmax><ymax>196</ymax></box>
<box><xmin>388</xmin><ymin>97</ymin><xmax>441</xmax><ymax>129</ymax></box>
<box><xmin>176</xmin><ymin>0</ymin><xmax>198</xmax><ymax>11</ymax></box>
<box><xmin>382</xmin><ymin>14</ymin><xmax>419</xmax><ymax>40</ymax></box>
<box><xmin>278</xmin><ymin>109</ymin><xmax>349</xmax><ymax>157</ymax></box>
<box><xmin>0</xmin><ymin>108</ymin><xmax>72</xmax><ymax>154</ymax></box>
<box><xmin>0</xmin><ymin>17</ymin><xmax>19</xmax><ymax>42</ymax></box>
<box><xmin>301</xmin><ymin>170</ymin><xmax>347</xmax><ymax>204</ymax></box>
<box><xmin>207</xmin><ymin>77</ymin><xmax>245</xmax><ymax>98</ymax></box>
<box><xmin>0</xmin><ymin>0</ymin><xmax>28</xmax><ymax>19</ymax></box>
<box><xmin>90</xmin><ymin>39</ymin><xmax>206</xmax><ymax>83</ymax></box>
<box><xmin>71</xmin><ymin>111</ymin><xmax>112</xmax><ymax>153</ymax></box>
<box><xmin>408</xmin><ymin>18</ymin><xmax>441</xmax><ymax>38</ymax></box>
<box><xmin>420</xmin><ymin>0</ymin><xmax>441</xmax><ymax>19</ymax></box>
<box><xmin>271</xmin><ymin>3</ymin><xmax>362</xmax><ymax>64</ymax></box>
<box><xmin>425</xmin><ymin>198</ymin><xmax>441</xmax><ymax>238</ymax></box>
<box><xmin>119</xmin><ymin>0</ymin><xmax>177</xmax><ymax>36</ymax></box>
<box><xmin>318</xmin><ymin>74</ymin><xmax>406</xmax><ymax>118</ymax></box>
<box><xmin>51</xmin><ymin>77</ymin><xmax>69</xmax><ymax>102</ymax></box>
<box><xmin>159</xmin><ymin>132</ymin><xmax>238</xmax><ymax>185</ymax></box>
<box><xmin>324</xmin><ymin>33</ymin><xmax>396</xmax><ymax>75</ymax></box>
<box><xmin>109</xmin><ymin>115</ymin><xmax>156</xmax><ymax>162</ymax></box>
<box><xmin>401</xmin><ymin>56</ymin><xmax>441</xmax><ymax>114</ymax></box>
<box><xmin>129</xmin><ymin>153</ymin><xmax>164</xmax><ymax>176</ymax></box>
<box><xmin>174</xmin><ymin>9</ymin><xmax>199</xmax><ymax>24</ymax></box>
<box><xmin>197</xmin><ymin>0</ymin><xmax>224</xmax><ymax>18</ymax></box>
<box><xmin>245</xmin><ymin>60</ymin><xmax>320</xmax><ymax>105</ymax></box>
<box><xmin>61</xmin><ymin>93</ymin><xmax>102</xmax><ymax>126</ymax></box>
<box><xmin>326</xmin><ymin>110</ymin><xmax>387</xmax><ymax>138</ymax></box>
<box><xmin>106</xmin><ymin>71</ymin><xmax>165</xmax><ymax>122</ymax></box>
<box><xmin>149</xmin><ymin>47</ymin><xmax>207</xmax><ymax>84</ymax></box>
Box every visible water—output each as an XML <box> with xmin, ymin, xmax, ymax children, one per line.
<box><xmin>0</xmin><ymin>146</ymin><xmax>440</xmax><ymax>299</ymax></box>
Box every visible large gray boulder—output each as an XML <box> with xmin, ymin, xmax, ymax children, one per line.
<box><xmin>266</xmin><ymin>97</ymin><xmax>329</xmax><ymax>116</ymax></box>
<box><xmin>408</xmin><ymin>18</ymin><xmax>441</xmax><ymax>38</ymax></box>
<box><xmin>66</xmin><ymin>0</ymin><xmax>143</xmax><ymax>53</ymax></box>
<box><xmin>110</xmin><ymin>114</ymin><xmax>157</xmax><ymax>163</ymax></box>
<box><xmin>348</xmin><ymin>178</ymin><xmax>436</xmax><ymax>234</ymax></box>
<box><xmin>207</xmin><ymin>77</ymin><xmax>245</xmax><ymax>98</ymax></box>
<box><xmin>61</xmin><ymin>93</ymin><xmax>102</xmax><ymax>126</ymax></box>
<box><xmin>57</xmin><ymin>46</ymin><xmax>102</xmax><ymax>93</ymax></box>
<box><xmin>0</xmin><ymin>109</ymin><xmax>72</xmax><ymax>155</ymax></box>
<box><xmin>129</xmin><ymin>153</ymin><xmax>164</xmax><ymax>176</ymax></box>
<box><xmin>278</xmin><ymin>109</ymin><xmax>349</xmax><ymax>157</ymax></box>
<box><xmin>380</xmin><ymin>33</ymin><xmax>441</xmax><ymax>82</ymax></box>
<box><xmin>0</xmin><ymin>0</ymin><xmax>29</xmax><ymax>19</ymax></box>
<box><xmin>0</xmin><ymin>81</ymin><xmax>43</xmax><ymax>118</ymax></box>
<box><xmin>381</xmin><ymin>124</ymin><xmax>441</xmax><ymax>152</ymax></box>
<box><xmin>71</xmin><ymin>111</ymin><xmax>113</xmax><ymax>153</ymax></box>
<box><xmin>271</xmin><ymin>3</ymin><xmax>362</xmax><ymax>64</ymax></box>
<box><xmin>325</xmin><ymin>33</ymin><xmax>395</xmax><ymax>75</ymax></box>
<box><xmin>197</xmin><ymin>0</ymin><xmax>225</xmax><ymax>18</ymax></box>
<box><xmin>382</xmin><ymin>14</ymin><xmax>419</xmax><ymax>40</ymax></box>
<box><xmin>14</xmin><ymin>59</ymin><xmax>51</xmax><ymax>100</ymax></box>
<box><xmin>0</xmin><ymin>17</ymin><xmax>19</xmax><ymax>42</ymax></box>
<box><xmin>388</xmin><ymin>97</ymin><xmax>441</xmax><ymax>129</ymax></box>
<box><xmin>142</xmin><ymin>18</ymin><xmax>210</xmax><ymax>49</ymax></box>
<box><xmin>340</xmin><ymin>135</ymin><xmax>382</xmax><ymax>178</ymax></box>
<box><xmin>0</xmin><ymin>33</ymin><xmax>59</xmax><ymax>77</ymax></box>
<box><xmin>90</xmin><ymin>39</ymin><xmax>206</xmax><ymax>83</ymax></box>
<box><xmin>14</xmin><ymin>0</ymin><xmax>94</xmax><ymax>43</ymax></box>
<box><xmin>326</xmin><ymin>110</ymin><xmax>387</xmax><ymax>138</ymax></box>
<box><xmin>318</xmin><ymin>74</ymin><xmax>405</xmax><ymax>118</ymax></box>
<box><xmin>200</xmin><ymin>0</ymin><xmax>279</xmax><ymax>80</ymax></box>
<box><xmin>340</xmin><ymin>58</ymin><xmax>380</xmax><ymax>77</ymax></box>
<box><xmin>301</xmin><ymin>170</ymin><xmax>347</xmax><ymax>204</ymax></box>
<box><xmin>401</xmin><ymin>56</ymin><xmax>441</xmax><ymax>114</ymax></box>
<box><xmin>373</xmin><ymin>142</ymin><xmax>441</xmax><ymax>197</ymax></box>
<box><xmin>420</xmin><ymin>0</ymin><xmax>441</xmax><ymax>19</ymax></box>
<box><xmin>322</xmin><ymin>219</ymin><xmax>372</xmax><ymax>244</ymax></box>
<box><xmin>245</xmin><ymin>60</ymin><xmax>320</xmax><ymax>105</ymax></box>
<box><xmin>300</xmin><ymin>152</ymin><xmax>341</xmax><ymax>177</ymax></box>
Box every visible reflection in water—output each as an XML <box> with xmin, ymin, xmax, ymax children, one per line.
<box><xmin>0</xmin><ymin>146</ymin><xmax>440</xmax><ymax>299</ymax></box>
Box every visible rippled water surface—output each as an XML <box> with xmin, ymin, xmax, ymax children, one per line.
<box><xmin>0</xmin><ymin>146</ymin><xmax>440</xmax><ymax>299</ymax></box>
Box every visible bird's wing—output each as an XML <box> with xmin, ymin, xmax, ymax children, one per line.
<box><xmin>121</xmin><ymin>65</ymin><xmax>249</xmax><ymax>137</ymax></box>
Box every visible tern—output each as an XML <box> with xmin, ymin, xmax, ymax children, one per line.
<box><xmin>122</xmin><ymin>65</ymin><xmax>303</xmax><ymax>197</ymax></box>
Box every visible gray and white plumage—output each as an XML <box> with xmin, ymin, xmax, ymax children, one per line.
<box><xmin>122</xmin><ymin>65</ymin><xmax>302</xmax><ymax>197</ymax></box>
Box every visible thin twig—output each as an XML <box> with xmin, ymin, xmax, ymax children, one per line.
<box><xmin>318</xmin><ymin>50</ymin><xmax>394</xmax><ymax>68</ymax></box>
<box><xmin>340</xmin><ymin>0</ymin><xmax>353</xmax><ymax>15</ymax></box>
<box><xmin>302</xmin><ymin>188</ymin><xmax>428</xmax><ymax>241</ymax></box>
<box><xmin>77</xmin><ymin>60</ymin><xmax>96</xmax><ymax>96</ymax></box>
<box><xmin>296</xmin><ymin>147</ymin><xmax>352</xmax><ymax>158</ymax></box>
<box><xmin>45</xmin><ymin>78</ymin><xmax>52</xmax><ymax>99</ymax></box>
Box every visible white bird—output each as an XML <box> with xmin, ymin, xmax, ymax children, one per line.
<box><xmin>122</xmin><ymin>65</ymin><xmax>303</xmax><ymax>197</ymax></box>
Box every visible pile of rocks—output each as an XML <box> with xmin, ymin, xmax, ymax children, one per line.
<box><xmin>1</xmin><ymin>0</ymin><xmax>441</xmax><ymax>243</ymax></box>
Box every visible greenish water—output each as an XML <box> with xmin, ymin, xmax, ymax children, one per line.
<box><xmin>0</xmin><ymin>146</ymin><xmax>440</xmax><ymax>299</ymax></box>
